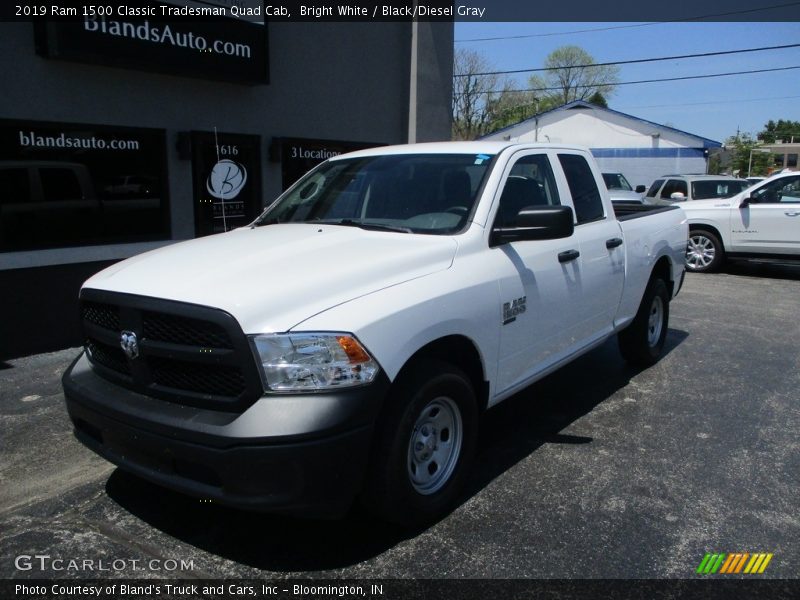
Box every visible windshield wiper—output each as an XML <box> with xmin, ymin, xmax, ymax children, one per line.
<box><xmin>321</xmin><ymin>219</ymin><xmax>413</xmax><ymax>234</ymax></box>
<box><xmin>253</xmin><ymin>217</ymin><xmax>280</xmax><ymax>227</ymax></box>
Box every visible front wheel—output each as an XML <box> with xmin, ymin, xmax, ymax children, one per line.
<box><xmin>618</xmin><ymin>277</ymin><xmax>670</xmax><ymax>367</ymax></box>
<box><xmin>686</xmin><ymin>229</ymin><xmax>724</xmax><ymax>272</ymax></box>
<box><xmin>362</xmin><ymin>360</ymin><xmax>478</xmax><ymax>526</ymax></box>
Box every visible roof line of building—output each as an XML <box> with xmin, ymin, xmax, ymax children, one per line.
<box><xmin>481</xmin><ymin>100</ymin><xmax>723</xmax><ymax>148</ymax></box>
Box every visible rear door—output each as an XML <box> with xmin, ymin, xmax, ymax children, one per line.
<box><xmin>730</xmin><ymin>174</ymin><xmax>800</xmax><ymax>255</ymax></box>
<box><xmin>555</xmin><ymin>152</ymin><xmax>626</xmax><ymax>348</ymax></box>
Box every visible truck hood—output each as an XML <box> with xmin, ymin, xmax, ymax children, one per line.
<box><xmin>608</xmin><ymin>189</ymin><xmax>644</xmax><ymax>203</ymax></box>
<box><xmin>84</xmin><ymin>224</ymin><xmax>458</xmax><ymax>333</ymax></box>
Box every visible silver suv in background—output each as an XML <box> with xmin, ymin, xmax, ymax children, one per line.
<box><xmin>645</xmin><ymin>175</ymin><xmax>750</xmax><ymax>206</ymax></box>
<box><xmin>602</xmin><ymin>172</ymin><xmax>647</xmax><ymax>205</ymax></box>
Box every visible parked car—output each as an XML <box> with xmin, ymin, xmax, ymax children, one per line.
<box><xmin>602</xmin><ymin>172</ymin><xmax>646</xmax><ymax>205</ymax></box>
<box><xmin>645</xmin><ymin>175</ymin><xmax>751</xmax><ymax>206</ymax></box>
<box><xmin>63</xmin><ymin>142</ymin><xmax>687</xmax><ymax>525</ymax></box>
<box><xmin>683</xmin><ymin>171</ymin><xmax>800</xmax><ymax>272</ymax></box>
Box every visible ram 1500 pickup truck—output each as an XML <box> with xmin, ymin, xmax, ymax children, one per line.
<box><xmin>683</xmin><ymin>171</ymin><xmax>800</xmax><ymax>272</ymax></box>
<box><xmin>63</xmin><ymin>142</ymin><xmax>688</xmax><ymax>525</ymax></box>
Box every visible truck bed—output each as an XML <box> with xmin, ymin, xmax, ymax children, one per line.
<box><xmin>613</xmin><ymin>203</ymin><xmax>681</xmax><ymax>221</ymax></box>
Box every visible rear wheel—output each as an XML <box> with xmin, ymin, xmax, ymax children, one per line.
<box><xmin>686</xmin><ymin>229</ymin><xmax>724</xmax><ymax>272</ymax></box>
<box><xmin>618</xmin><ymin>277</ymin><xmax>670</xmax><ymax>367</ymax></box>
<box><xmin>362</xmin><ymin>360</ymin><xmax>478</xmax><ymax>526</ymax></box>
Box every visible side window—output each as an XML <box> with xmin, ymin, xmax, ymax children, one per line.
<box><xmin>557</xmin><ymin>153</ymin><xmax>604</xmax><ymax>224</ymax></box>
<box><xmin>660</xmin><ymin>179</ymin><xmax>688</xmax><ymax>199</ymax></box>
<box><xmin>753</xmin><ymin>176</ymin><xmax>800</xmax><ymax>204</ymax></box>
<box><xmin>647</xmin><ymin>179</ymin><xmax>665</xmax><ymax>197</ymax></box>
<box><xmin>495</xmin><ymin>154</ymin><xmax>560</xmax><ymax>228</ymax></box>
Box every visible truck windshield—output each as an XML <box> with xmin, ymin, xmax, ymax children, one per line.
<box><xmin>602</xmin><ymin>173</ymin><xmax>633</xmax><ymax>191</ymax></box>
<box><xmin>254</xmin><ymin>153</ymin><xmax>494</xmax><ymax>234</ymax></box>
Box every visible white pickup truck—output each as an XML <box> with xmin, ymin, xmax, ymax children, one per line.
<box><xmin>63</xmin><ymin>142</ymin><xmax>687</xmax><ymax>525</ymax></box>
<box><xmin>683</xmin><ymin>171</ymin><xmax>800</xmax><ymax>272</ymax></box>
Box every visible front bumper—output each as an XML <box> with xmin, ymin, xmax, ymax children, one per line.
<box><xmin>63</xmin><ymin>353</ymin><xmax>389</xmax><ymax>517</ymax></box>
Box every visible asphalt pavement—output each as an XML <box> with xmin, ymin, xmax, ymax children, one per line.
<box><xmin>1</xmin><ymin>261</ymin><xmax>799</xmax><ymax>582</ymax></box>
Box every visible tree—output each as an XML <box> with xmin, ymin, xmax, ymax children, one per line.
<box><xmin>725</xmin><ymin>133</ymin><xmax>772</xmax><ymax>177</ymax></box>
<box><xmin>527</xmin><ymin>46</ymin><xmax>620</xmax><ymax>106</ymax></box>
<box><xmin>452</xmin><ymin>48</ymin><xmax>507</xmax><ymax>140</ymax></box>
<box><xmin>484</xmin><ymin>84</ymin><xmax>538</xmax><ymax>133</ymax></box>
<box><xmin>758</xmin><ymin>119</ymin><xmax>800</xmax><ymax>143</ymax></box>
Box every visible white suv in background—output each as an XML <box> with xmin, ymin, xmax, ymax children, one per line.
<box><xmin>682</xmin><ymin>171</ymin><xmax>800</xmax><ymax>272</ymax></box>
<box><xmin>645</xmin><ymin>175</ymin><xmax>751</xmax><ymax>206</ymax></box>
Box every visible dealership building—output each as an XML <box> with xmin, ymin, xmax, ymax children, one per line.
<box><xmin>482</xmin><ymin>100</ymin><xmax>722</xmax><ymax>191</ymax></box>
<box><xmin>0</xmin><ymin>5</ymin><xmax>454</xmax><ymax>358</ymax></box>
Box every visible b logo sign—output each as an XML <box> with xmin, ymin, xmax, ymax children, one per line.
<box><xmin>207</xmin><ymin>159</ymin><xmax>247</xmax><ymax>200</ymax></box>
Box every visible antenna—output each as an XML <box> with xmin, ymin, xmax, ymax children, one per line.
<box><xmin>213</xmin><ymin>126</ymin><xmax>228</xmax><ymax>232</ymax></box>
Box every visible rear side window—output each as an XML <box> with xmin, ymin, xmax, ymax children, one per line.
<box><xmin>558</xmin><ymin>153</ymin><xmax>604</xmax><ymax>224</ymax></box>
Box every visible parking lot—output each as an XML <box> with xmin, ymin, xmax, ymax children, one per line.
<box><xmin>1</xmin><ymin>263</ymin><xmax>799</xmax><ymax>581</ymax></box>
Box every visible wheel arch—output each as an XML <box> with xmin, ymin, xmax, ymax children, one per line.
<box><xmin>652</xmin><ymin>254</ymin><xmax>676</xmax><ymax>297</ymax></box>
<box><xmin>395</xmin><ymin>335</ymin><xmax>489</xmax><ymax>413</ymax></box>
<box><xmin>688</xmin><ymin>222</ymin><xmax>726</xmax><ymax>251</ymax></box>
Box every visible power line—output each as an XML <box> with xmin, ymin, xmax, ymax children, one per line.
<box><xmin>472</xmin><ymin>65</ymin><xmax>800</xmax><ymax>96</ymax></box>
<box><xmin>618</xmin><ymin>94</ymin><xmax>800</xmax><ymax>110</ymax></box>
<box><xmin>454</xmin><ymin>2</ymin><xmax>800</xmax><ymax>42</ymax></box>
<box><xmin>455</xmin><ymin>43</ymin><xmax>800</xmax><ymax>77</ymax></box>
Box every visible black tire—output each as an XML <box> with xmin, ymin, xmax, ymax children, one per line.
<box><xmin>361</xmin><ymin>360</ymin><xmax>478</xmax><ymax>527</ymax></box>
<box><xmin>618</xmin><ymin>277</ymin><xmax>670</xmax><ymax>367</ymax></box>
<box><xmin>686</xmin><ymin>229</ymin><xmax>724</xmax><ymax>273</ymax></box>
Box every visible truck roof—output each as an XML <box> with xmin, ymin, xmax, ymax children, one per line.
<box><xmin>333</xmin><ymin>141</ymin><xmax>591</xmax><ymax>160</ymax></box>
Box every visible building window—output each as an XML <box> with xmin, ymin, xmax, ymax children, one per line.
<box><xmin>0</xmin><ymin>119</ymin><xmax>170</xmax><ymax>253</ymax></box>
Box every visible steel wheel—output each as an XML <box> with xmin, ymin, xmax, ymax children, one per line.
<box><xmin>647</xmin><ymin>295</ymin><xmax>664</xmax><ymax>347</ymax></box>
<box><xmin>407</xmin><ymin>396</ymin><xmax>463</xmax><ymax>495</ymax></box>
<box><xmin>618</xmin><ymin>277</ymin><xmax>670</xmax><ymax>367</ymax></box>
<box><xmin>361</xmin><ymin>360</ymin><xmax>478</xmax><ymax>526</ymax></box>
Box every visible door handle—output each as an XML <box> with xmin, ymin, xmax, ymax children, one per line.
<box><xmin>606</xmin><ymin>237</ymin><xmax>623</xmax><ymax>249</ymax></box>
<box><xmin>558</xmin><ymin>249</ymin><xmax>580</xmax><ymax>263</ymax></box>
<box><xmin>785</xmin><ymin>211</ymin><xmax>800</xmax><ymax>217</ymax></box>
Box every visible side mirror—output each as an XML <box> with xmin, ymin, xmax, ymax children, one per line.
<box><xmin>739</xmin><ymin>192</ymin><xmax>757</xmax><ymax>208</ymax></box>
<box><xmin>670</xmin><ymin>192</ymin><xmax>686</xmax><ymax>201</ymax></box>
<box><xmin>635</xmin><ymin>185</ymin><xmax>646</xmax><ymax>194</ymax></box>
<box><xmin>490</xmin><ymin>205</ymin><xmax>575</xmax><ymax>246</ymax></box>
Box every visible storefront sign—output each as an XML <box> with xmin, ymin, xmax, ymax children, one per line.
<box><xmin>277</xmin><ymin>137</ymin><xmax>382</xmax><ymax>190</ymax></box>
<box><xmin>0</xmin><ymin>119</ymin><xmax>169</xmax><ymax>252</ymax></box>
<box><xmin>33</xmin><ymin>1</ymin><xmax>268</xmax><ymax>84</ymax></box>
<box><xmin>191</xmin><ymin>131</ymin><xmax>261</xmax><ymax>236</ymax></box>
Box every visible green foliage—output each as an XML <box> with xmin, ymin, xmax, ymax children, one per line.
<box><xmin>758</xmin><ymin>120</ymin><xmax>800</xmax><ymax>144</ymax></box>
<box><xmin>726</xmin><ymin>134</ymin><xmax>772</xmax><ymax>177</ymax></box>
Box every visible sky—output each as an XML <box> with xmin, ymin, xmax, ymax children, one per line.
<box><xmin>453</xmin><ymin>21</ymin><xmax>800</xmax><ymax>144</ymax></box>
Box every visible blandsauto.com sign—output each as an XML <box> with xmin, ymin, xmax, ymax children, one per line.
<box><xmin>34</xmin><ymin>1</ymin><xmax>268</xmax><ymax>84</ymax></box>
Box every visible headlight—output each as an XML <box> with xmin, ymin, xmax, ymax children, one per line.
<box><xmin>250</xmin><ymin>333</ymin><xmax>379</xmax><ymax>392</ymax></box>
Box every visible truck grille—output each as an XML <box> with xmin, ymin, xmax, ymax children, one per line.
<box><xmin>80</xmin><ymin>290</ymin><xmax>262</xmax><ymax>412</ymax></box>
